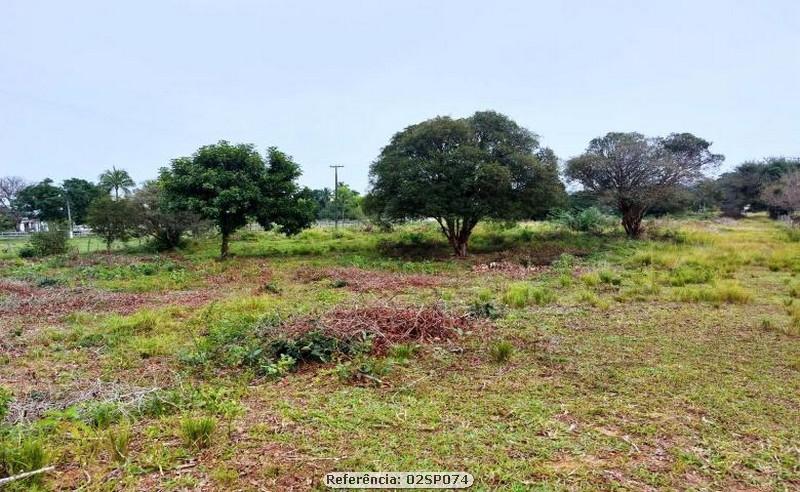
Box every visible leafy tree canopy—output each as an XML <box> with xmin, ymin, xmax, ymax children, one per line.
<box><xmin>565</xmin><ymin>132</ymin><xmax>723</xmax><ymax>237</ymax></box>
<box><xmin>717</xmin><ymin>157</ymin><xmax>800</xmax><ymax>217</ymax></box>
<box><xmin>311</xmin><ymin>183</ymin><xmax>364</xmax><ymax>221</ymax></box>
<box><xmin>99</xmin><ymin>166</ymin><xmax>136</xmax><ymax>200</ymax></box>
<box><xmin>160</xmin><ymin>141</ymin><xmax>314</xmax><ymax>258</ymax></box>
<box><xmin>14</xmin><ymin>179</ymin><xmax>66</xmax><ymax>222</ymax></box>
<box><xmin>86</xmin><ymin>196</ymin><xmax>138</xmax><ymax>251</ymax></box>
<box><xmin>366</xmin><ymin>111</ymin><xmax>565</xmax><ymax>256</ymax></box>
<box><xmin>62</xmin><ymin>178</ymin><xmax>104</xmax><ymax>224</ymax></box>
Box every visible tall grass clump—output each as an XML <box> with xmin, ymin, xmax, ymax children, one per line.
<box><xmin>180</xmin><ymin>416</ymin><xmax>216</xmax><ymax>449</ymax></box>
<box><xmin>502</xmin><ymin>283</ymin><xmax>556</xmax><ymax>307</ymax></box>
<box><xmin>488</xmin><ymin>340</ymin><xmax>514</xmax><ymax>363</ymax></box>
<box><xmin>673</xmin><ymin>281</ymin><xmax>752</xmax><ymax>305</ymax></box>
<box><xmin>0</xmin><ymin>436</ymin><xmax>48</xmax><ymax>487</ymax></box>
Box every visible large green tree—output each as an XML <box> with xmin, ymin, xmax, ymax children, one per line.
<box><xmin>312</xmin><ymin>183</ymin><xmax>364</xmax><ymax>221</ymax></box>
<box><xmin>366</xmin><ymin>111</ymin><xmax>565</xmax><ymax>256</ymax></box>
<box><xmin>14</xmin><ymin>179</ymin><xmax>66</xmax><ymax>222</ymax></box>
<box><xmin>716</xmin><ymin>157</ymin><xmax>800</xmax><ymax>217</ymax></box>
<box><xmin>99</xmin><ymin>166</ymin><xmax>136</xmax><ymax>200</ymax></box>
<box><xmin>160</xmin><ymin>141</ymin><xmax>314</xmax><ymax>258</ymax></box>
<box><xmin>565</xmin><ymin>132</ymin><xmax>723</xmax><ymax>237</ymax></box>
<box><xmin>62</xmin><ymin>178</ymin><xmax>104</xmax><ymax>224</ymax></box>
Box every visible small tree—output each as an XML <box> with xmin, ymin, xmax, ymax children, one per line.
<box><xmin>160</xmin><ymin>141</ymin><xmax>314</xmax><ymax>259</ymax></box>
<box><xmin>761</xmin><ymin>170</ymin><xmax>800</xmax><ymax>217</ymax></box>
<box><xmin>0</xmin><ymin>176</ymin><xmax>27</xmax><ymax>225</ymax></box>
<box><xmin>86</xmin><ymin>196</ymin><xmax>137</xmax><ymax>251</ymax></box>
<box><xmin>366</xmin><ymin>111</ymin><xmax>565</xmax><ymax>256</ymax></box>
<box><xmin>99</xmin><ymin>166</ymin><xmax>136</xmax><ymax>200</ymax></box>
<box><xmin>565</xmin><ymin>132</ymin><xmax>723</xmax><ymax>237</ymax></box>
<box><xmin>132</xmin><ymin>180</ymin><xmax>205</xmax><ymax>250</ymax></box>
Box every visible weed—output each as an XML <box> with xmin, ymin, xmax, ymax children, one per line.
<box><xmin>388</xmin><ymin>343</ymin><xmax>418</xmax><ymax>361</ymax></box>
<box><xmin>0</xmin><ymin>436</ymin><xmax>48</xmax><ymax>485</ymax></box>
<box><xmin>673</xmin><ymin>281</ymin><xmax>752</xmax><ymax>305</ymax></box>
<box><xmin>260</xmin><ymin>354</ymin><xmax>296</xmax><ymax>378</ymax></box>
<box><xmin>335</xmin><ymin>356</ymin><xmax>392</xmax><ymax>385</ymax></box>
<box><xmin>667</xmin><ymin>264</ymin><xmax>715</xmax><ymax>286</ymax></box>
<box><xmin>106</xmin><ymin>425</ymin><xmax>131</xmax><ymax>463</ymax></box>
<box><xmin>468</xmin><ymin>300</ymin><xmax>502</xmax><ymax>319</ymax></box>
<box><xmin>489</xmin><ymin>340</ymin><xmax>514</xmax><ymax>363</ymax></box>
<box><xmin>598</xmin><ymin>269</ymin><xmax>622</xmax><ymax>286</ymax></box>
<box><xmin>578</xmin><ymin>290</ymin><xmax>611</xmax><ymax>310</ymax></box>
<box><xmin>84</xmin><ymin>401</ymin><xmax>122</xmax><ymax>429</ymax></box>
<box><xmin>503</xmin><ymin>283</ymin><xmax>556</xmax><ymax>307</ymax></box>
<box><xmin>0</xmin><ymin>386</ymin><xmax>12</xmax><ymax>421</ymax></box>
<box><xmin>180</xmin><ymin>417</ymin><xmax>216</xmax><ymax>449</ymax></box>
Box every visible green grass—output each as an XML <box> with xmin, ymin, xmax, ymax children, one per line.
<box><xmin>1</xmin><ymin>216</ymin><xmax>799</xmax><ymax>490</ymax></box>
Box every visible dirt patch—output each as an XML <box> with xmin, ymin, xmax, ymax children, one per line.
<box><xmin>471</xmin><ymin>261</ymin><xmax>551</xmax><ymax>279</ymax></box>
<box><xmin>281</xmin><ymin>303</ymin><xmax>478</xmax><ymax>354</ymax></box>
<box><xmin>0</xmin><ymin>279</ymin><xmax>221</xmax><ymax>323</ymax></box>
<box><xmin>295</xmin><ymin>266</ymin><xmax>447</xmax><ymax>293</ymax></box>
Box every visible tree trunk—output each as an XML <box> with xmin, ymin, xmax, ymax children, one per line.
<box><xmin>220</xmin><ymin>232</ymin><xmax>230</xmax><ymax>260</ymax></box>
<box><xmin>453</xmin><ymin>238</ymin><xmax>468</xmax><ymax>257</ymax></box>
<box><xmin>621</xmin><ymin>205</ymin><xmax>645</xmax><ymax>238</ymax></box>
<box><xmin>106</xmin><ymin>239</ymin><xmax>112</xmax><ymax>252</ymax></box>
<box><xmin>436</xmin><ymin>216</ymin><xmax>475</xmax><ymax>257</ymax></box>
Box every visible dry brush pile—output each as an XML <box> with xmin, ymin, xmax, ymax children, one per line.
<box><xmin>294</xmin><ymin>266</ymin><xmax>448</xmax><ymax>292</ymax></box>
<box><xmin>281</xmin><ymin>302</ymin><xmax>477</xmax><ymax>354</ymax></box>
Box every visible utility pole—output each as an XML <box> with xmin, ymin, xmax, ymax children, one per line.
<box><xmin>330</xmin><ymin>165</ymin><xmax>344</xmax><ymax>229</ymax></box>
<box><xmin>65</xmin><ymin>195</ymin><xmax>74</xmax><ymax>239</ymax></box>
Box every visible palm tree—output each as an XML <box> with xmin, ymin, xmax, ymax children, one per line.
<box><xmin>99</xmin><ymin>166</ymin><xmax>135</xmax><ymax>200</ymax></box>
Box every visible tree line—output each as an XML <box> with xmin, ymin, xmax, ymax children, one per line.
<box><xmin>1</xmin><ymin>110</ymin><xmax>798</xmax><ymax>258</ymax></box>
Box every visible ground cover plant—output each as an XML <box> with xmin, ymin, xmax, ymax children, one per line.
<box><xmin>0</xmin><ymin>214</ymin><xmax>798</xmax><ymax>490</ymax></box>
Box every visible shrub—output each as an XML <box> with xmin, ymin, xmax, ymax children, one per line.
<box><xmin>259</xmin><ymin>354</ymin><xmax>296</xmax><ymax>378</ymax></box>
<box><xmin>20</xmin><ymin>227</ymin><xmax>68</xmax><ymax>258</ymax></box>
<box><xmin>468</xmin><ymin>300</ymin><xmax>501</xmax><ymax>319</ymax></box>
<box><xmin>180</xmin><ymin>417</ymin><xmax>216</xmax><ymax>449</ymax></box>
<box><xmin>550</xmin><ymin>207</ymin><xmax>616</xmax><ymax>234</ymax></box>
<box><xmin>489</xmin><ymin>340</ymin><xmax>514</xmax><ymax>363</ymax></box>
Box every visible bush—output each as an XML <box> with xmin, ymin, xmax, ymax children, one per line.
<box><xmin>550</xmin><ymin>207</ymin><xmax>616</xmax><ymax>234</ymax></box>
<box><xmin>20</xmin><ymin>227</ymin><xmax>68</xmax><ymax>258</ymax></box>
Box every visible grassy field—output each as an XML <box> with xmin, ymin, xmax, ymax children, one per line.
<box><xmin>1</xmin><ymin>216</ymin><xmax>799</xmax><ymax>490</ymax></box>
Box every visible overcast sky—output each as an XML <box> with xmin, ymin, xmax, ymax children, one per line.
<box><xmin>1</xmin><ymin>0</ymin><xmax>798</xmax><ymax>192</ymax></box>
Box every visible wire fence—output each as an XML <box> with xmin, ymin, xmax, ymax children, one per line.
<box><xmin>0</xmin><ymin>230</ymin><xmax>94</xmax><ymax>240</ymax></box>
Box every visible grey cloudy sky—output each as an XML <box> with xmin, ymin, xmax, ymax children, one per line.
<box><xmin>1</xmin><ymin>0</ymin><xmax>798</xmax><ymax>192</ymax></box>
